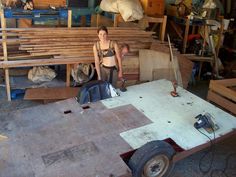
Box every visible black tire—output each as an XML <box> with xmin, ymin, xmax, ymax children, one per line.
<box><xmin>128</xmin><ymin>140</ymin><xmax>176</xmax><ymax>177</ymax></box>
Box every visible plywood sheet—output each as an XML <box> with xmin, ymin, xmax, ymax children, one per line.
<box><xmin>139</xmin><ymin>49</ymin><xmax>174</xmax><ymax>81</ymax></box>
<box><xmin>24</xmin><ymin>87</ymin><xmax>79</xmax><ymax>100</ymax></box>
<box><xmin>102</xmin><ymin>80</ymin><xmax>236</xmax><ymax>150</ymax></box>
<box><xmin>150</xmin><ymin>42</ymin><xmax>193</xmax><ymax>89</ymax></box>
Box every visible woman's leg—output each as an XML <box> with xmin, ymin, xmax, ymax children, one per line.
<box><xmin>100</xmin><ymin>66</ymin><xmax>108</xmax><ymax>81</ymax></box>
<box><xmin>110</xmin><ymin>68</ymin><xmax>118</xmax><ymax>88</ymax></box>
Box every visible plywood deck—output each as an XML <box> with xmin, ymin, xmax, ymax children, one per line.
<box><xmin>1</xmin><ymin>79</ymin><xmax>236</xmax><ymax>177</ymax></box>
<box><xmin>102</xmin><ymin>80</ymin><xmax>236</xmax><ymax>150</ymax></box>
<box><xmin>0</xmin><ymin>100</ymin><xmax>151</xmax><ymax>177</ymax></box>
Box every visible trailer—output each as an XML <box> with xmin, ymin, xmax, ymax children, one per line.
<box><xmin>0</xmin><ymin>79</ymin><xmax>236</xmax><ymax>177</ymax></box>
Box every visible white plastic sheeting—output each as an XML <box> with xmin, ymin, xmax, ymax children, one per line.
<box><xmin>100</xmin><ymin>0</ymin><xmax>143</xmax><ymax>21</ymax></box>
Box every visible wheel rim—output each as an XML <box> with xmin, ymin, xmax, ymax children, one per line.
<box><xmin>142</xmin><ymin>154</ymin><xmax>170</xmax><ymax>177</ymax></box>
<box><xmin>76</xmin><ymin>63</ymin><xmax>95</xmax><ymax>84</ymax></box>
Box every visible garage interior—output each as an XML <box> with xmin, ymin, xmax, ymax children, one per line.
<box><xmin>0</xmin><ymin>0</ymin><xmax>236</xmax><ymax>177</ymax></box>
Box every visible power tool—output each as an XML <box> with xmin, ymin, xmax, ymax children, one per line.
<box><xmin>194</xmin><ymin>113</ymin><xmax>219</xmax><ymax>133</ymax></box>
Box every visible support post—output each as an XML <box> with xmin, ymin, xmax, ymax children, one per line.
<box><xmin>183</xmin><ymin>18</ymin><xmax>190</xmax><ymax>54</ymax></box>
<box><xmin>1</xmin><ymin>10</ymin><xmax>11</xmax><ymax>101</ymax></box>
<box><xmin>160</xmin><ymin>15</ymin><xmax>167</xmax><ymax>42</ymax></box>
<box><xmin>66</xmin><ymin>10</ymin><xmax>72</xmax><ymax>87</ymax></box>
<box><xmin>96</xmin><ymin>14</ymin><xmax>101</xmax><ymax>27</ymax></box>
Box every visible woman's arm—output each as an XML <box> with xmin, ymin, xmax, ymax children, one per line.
<box><xmin>114</xmin><ymin>42</ymin><xmax>123</xmax><ymax>79</ymax></box>
<box><xmin>93</xmin><ymin>45</ymin><xmax>101</xmax><ymax>80</ymax></box>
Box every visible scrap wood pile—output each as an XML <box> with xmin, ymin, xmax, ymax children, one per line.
<box><xmin>0</xmin><ymin>27</ymin><xmax>154</xmax><ymax>81</ymax></box>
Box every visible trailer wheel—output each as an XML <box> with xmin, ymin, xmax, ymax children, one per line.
<box><xmin>128</xmin><ymin>140</ymin><xmax>175</xmax><ymax>177</ymax></box>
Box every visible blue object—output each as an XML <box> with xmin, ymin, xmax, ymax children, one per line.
<box><xmin>11</xmin><ymin>89</ymin><xmax>25</xmax><ymax>100</ymax></box>
<box><xmin>78</xmin><ymin>80</ymin><xmax>115</xmax><ymax>105</ymax></box>
<box><xmin>4</xmin><ymin>8</ymin><xmax>68</xmax><ymax>20</ymax></box>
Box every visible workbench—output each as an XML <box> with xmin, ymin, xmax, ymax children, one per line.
<box><xmin>0</xmin><ymin>79</ymin><xmax>235</xmax><ymax>177</ymax></box>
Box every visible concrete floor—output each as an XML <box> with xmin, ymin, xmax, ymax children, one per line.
<box><xmin>0</xmin><ymin>80</ymin><xmax>236</xmax><ymax>177</ymax></box>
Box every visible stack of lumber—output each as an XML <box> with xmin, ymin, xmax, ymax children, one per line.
<box><xmin>0</xmin><ymin>27</ymin><xmax>154</xmax><ymax>82</ymax></box>
<box><xmin>207</xmin><ymin>79</ymin><xmax>236</xmax><ymax>115</ymax></box>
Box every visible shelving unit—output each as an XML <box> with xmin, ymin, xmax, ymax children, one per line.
<box><xmin>0</xmin><ymin>9</ymin><xmax>73</xmax><ymax>101</ymax></box>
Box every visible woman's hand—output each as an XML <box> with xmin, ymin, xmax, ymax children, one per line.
<box><xmin>118</xmin><ymin>70</ymin><xmax>123</xmax><ymax>79</ymax></box>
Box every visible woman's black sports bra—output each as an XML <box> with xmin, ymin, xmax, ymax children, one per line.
<box><xmin>96</xmin><ymin>40</ymin><xmax>116</xmax><ymax>59</ymax></box>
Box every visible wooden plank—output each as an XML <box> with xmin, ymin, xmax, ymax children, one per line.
<box><xmin>24</xmin><ymin>87</ymin><xmax>79</xmax><ymax>101</ymax></box>
<box><xmin>209</xmin><ymin>80</ymin><xmax>236</xmax><ymax>102</ymax></box>
<box><xmin>184</xmin><ymin>55</ymin><xmax>213</xmax><ymax>62</ymax></box>
<box><xmin>0</xmin><ymin>58</ymin><xmax>94</xmax><ymax>68</ymax></box>
<box><xmin>212</xmin><ymin>78</ymin><xmax>236</xmax><ymax>87</ymax></box>
<box><xmin>207</xmin><ymin>90</ymin><xmax>236</xmax><ymax>115</ymax></box>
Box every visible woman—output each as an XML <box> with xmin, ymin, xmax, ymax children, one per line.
<box><xmin>93</xmin><ymin>26</ymin><xmax>123</xmax><ymax>88</ymax></box>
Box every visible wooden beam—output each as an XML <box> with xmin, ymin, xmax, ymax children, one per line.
<box><xmin>212</xmin><ymin>78</ymin><xmax>236</xmax><ymax>87</ymax></box>
<box><xmin>0</xmin><ymin>58</ymin><xmax>94</xmax><ymax>68</ymax></box>
<box><xmin>183</xmin><ymin>18</ymin><xmax>190</xmax><ymax>54</ymax></box>
<box><xmin>209</xmin><ymin>80</ymin><xmax>236</xmax><ymax>102</ymax></box>
<box><xmin>1</xmin><ymin>11</ymin><xmax>11</xmax><ymax>101</ymax></box>
<box><xmin>67</xmin><ymin>10</ymin><xmax>72</xmax><ymax>87</ymax></box>
<box><xmin>207</xmin><ymin>90</ymin><xmax>236</xmax><ymax>115</ymax></box>
<box><xmin>160</xmin><ymin>15</ymin><xmax>167</xmax><ymax>41</ymax></box>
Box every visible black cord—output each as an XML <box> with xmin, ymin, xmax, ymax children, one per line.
<box><xmin>197</xmin><ymin>120</ymin><xmax>236</xmax><ymax>177</ymax></box>
<box><xmin>197</xmin><ymin>126</ymin><xmax>215</xmax><ymax>175</ymax></box>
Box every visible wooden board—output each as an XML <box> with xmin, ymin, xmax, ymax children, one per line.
<box><xmin>24</xmin><ymin>87</ymin><xmax>80</xmax><ymax>101</ymax></box>
<box><xmin>207</xmin><ymin>90</ymin><xmax>236</xmax><ymax>115</ymax></box>
<box><xmin>0</xmin><ymin>99</ymin><xmax>152</xmax><ymax>177</ymax></box>
<box><xmin>207</xmin><ymin>79</ymin><xmax>236</xmax><ymax>115</ymax></box>
<box><xmin>139</xmin><ymin>49</ymin><xmax>175</xmax><ymax>82</ymax></box>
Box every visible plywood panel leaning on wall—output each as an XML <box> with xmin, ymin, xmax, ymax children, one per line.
<box><xmin>139</xmin><ymin>49</ymin><xmax>175</xmax><ymax>82</ymax></box>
